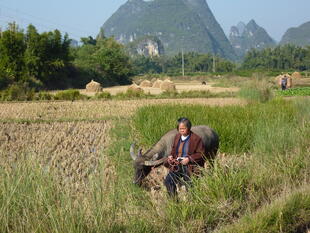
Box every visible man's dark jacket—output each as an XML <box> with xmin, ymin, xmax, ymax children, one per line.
<box><xmin>163</xmin><ymin>131</ymin><xmax>205</xmax><ymax>174</ymax></box>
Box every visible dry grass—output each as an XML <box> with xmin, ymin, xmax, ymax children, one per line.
<box><xmin>0</xmin><ymin>121</ymin><xmax>111</xmax><ymax>194</ymax></box>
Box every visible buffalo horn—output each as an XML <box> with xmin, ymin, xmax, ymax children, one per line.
<box><xmin>130</xmin><ymin>144</ymin><xmax>137</xmax><ymax>160</ymax></box>
<box><xmin>138</xmin><ymin>148</ymin><xmax>142</xmax><ymax>157</ymax></box>
<box><xmin>152</xmin><ymin>153</ymin><xmax>159</xmax><ymax>160</ymax></box>
<box><xmin>144</xmin><ymin>157</ymin><xmax>167</xmax><ymax>166</ymax></box>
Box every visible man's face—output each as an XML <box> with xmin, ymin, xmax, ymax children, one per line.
<box><xmin>178</xmin><ymin>123</ymin><xmax>189</xmax><ymax>136</ymax></box>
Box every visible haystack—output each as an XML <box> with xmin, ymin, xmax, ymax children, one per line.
<box><xmin>291</xmin><ymin>72</ymin><xmax>302</xmax><ymax>79</ymax></box>
<box><xmin>152</xmin><ymin>79</ymin><xmax>163</xmax><ymax>88</ymax></box>
<box><xmin>150</xmin><ymin>78</ymin><xmax>157</xmax><ymax>84</ymax></box>
<box><xmin>160</xmin><ymin>80</ymin><xmax>176</xmax><ymax>91</ymax></box>
<box><xmin>128</xmin><ymin>83</ymin><xmax>142</xmax><ymax>92</ymax></box>
<box><xmin>277</xmin><ymin>75</ymin><xmax>283</xmax><ymax>86</ymax></box>
<box><xmin>140</xmin><ymin>80</ymin><xmax>152</xmax><ymax>87</ymax></box>
<box><xmin>86</xmin><ymin>80</ymin><xmax>102</xmax><ymax>92</ymax></box>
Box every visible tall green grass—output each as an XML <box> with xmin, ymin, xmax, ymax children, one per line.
<box><xmin>133</xmin><ymin>98</ymin><xmax>308</xmax><ymax>155</ymax></box>
<box><xmin>132</xmin><ymin>98</ymin><xmax>309</xmax><ymax>232</ymax></box>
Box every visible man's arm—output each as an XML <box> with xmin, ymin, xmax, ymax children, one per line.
<box><xmin>188</xmin><ymin>138</ymin><xmax>205</xmax><ymax>163</ymax></box>
<box><xmin>164</xmin><ymin>135</ymin><xmax>178</xmax><ymax>168</ymax></box>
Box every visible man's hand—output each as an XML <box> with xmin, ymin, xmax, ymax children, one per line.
<box><xmin>181</xmin><ymin>157</ymin><xmax>190</xmax><ymax>165</ymax></box>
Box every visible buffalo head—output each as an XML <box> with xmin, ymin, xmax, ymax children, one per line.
<box><xmin>130</xmin><ymin>144</ymin><xmax>166</xmax><ymax>186</ymax></box>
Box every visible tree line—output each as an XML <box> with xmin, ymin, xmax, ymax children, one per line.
<box><xmin>0</xmin><ymin>23</ymin><xmax>309</xmax><ymax>92</ymax></box>
<box><xmin>131</xmin><ymin>52</ymin><xmax>235</xmax><ymax>75</ymax></box>
<box><xmin>241</xmin><ymin>44</ymin><xmax>310</xmax><ymax>71</ymax></box>
<box><xmin>0</xmin><ymin>23</ymin><xmax>133</xmax><ymax>91</ymax></box>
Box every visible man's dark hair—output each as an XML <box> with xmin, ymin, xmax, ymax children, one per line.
<box><xmin>177</xmin><ymin>117</ymin><xmax>192</xmax><ymax>130</ymax></box>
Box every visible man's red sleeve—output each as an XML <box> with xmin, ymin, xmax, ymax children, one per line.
<box><xmin>188</xmin><ymin>138</ymin><xmax>204</xmax><ymax>163</ymax></box>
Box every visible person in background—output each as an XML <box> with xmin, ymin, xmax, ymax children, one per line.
<box><xmin>163</xmin><ymin>117</ymin><xmax>205</xmax><ymax>198</ymax></box>
<box><xmin>281</xmin><ymin>75</ymin><xmax>288</xmax><ymax>90</ymax></box>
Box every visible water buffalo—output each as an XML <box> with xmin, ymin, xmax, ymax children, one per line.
<box><xmin>130</xmin><ymin>125</ymin><xmax>219</xmax><ymax>186</ymax></box>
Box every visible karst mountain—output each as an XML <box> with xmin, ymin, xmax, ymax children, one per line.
<box><xmin>280</xmin><ymin>21</ymin><xmax>310</xmax><ymax>46</ymax></box>
<box><xmin>229</xmin><ymin>20</ymin><xmax>276</xmax><ymax>58</ymax></box>
<box><xmin>101</xmin><ymin>0</ymin><xmax>236</xmax><ymax>60</ymax></box>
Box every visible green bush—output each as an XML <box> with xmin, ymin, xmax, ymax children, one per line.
<box><xmin>115</xmin><ymin>89</ymin><xmax>149</xmax><ymax>99</ymax></box>
<box><xmin>0</xmin><ymin>83</ymin><xmax>35</xmax><ymax>101</ymax></box>
<box><xmin>94</xmin><ymin>91</ymin><xmax>112</xmax><ymax>99</ymax></box>
<box><xmin>35</xmin><ymin>91</ymin><xmax>54</xmax><ymax>100</ymax></box>
<box><xmin>54</xmin><ymin>89</ymin><xmax>88</xmax><ymax>101</ymax></box>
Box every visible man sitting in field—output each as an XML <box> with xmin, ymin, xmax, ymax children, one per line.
<box><xmin>163</xmin><ymin>117</ymin><xmax>205</xmax><ymax>198</ymax></box>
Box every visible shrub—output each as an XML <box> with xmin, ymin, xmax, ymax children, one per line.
<box><xmin>94</xmin><ymin>91</ymin><xmax>112</xmax><ymax>100</ymax></box>
<box><xmin>54</xmin><ymin>89</ymin><xmax>88</xmax><ymax>101</ymax></box>
<box><xmin>35</xmin><ymin>91</ymin><xmax>54</xmax><ymax>101</ymax></box>
<box><xmin>115</xmin><ymin>89</ymin><xmax>149</xmax><ymax>99</ymax></box>
<box><xmin>0</xmin><ymin>83</ymin><xmax>35</xmax><ymax>101</ymax></box>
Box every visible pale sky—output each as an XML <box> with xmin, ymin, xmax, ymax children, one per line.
<box><xmin>0</xmin><ymin>0</ymin><xmax>309</xmax><ymax>42</ymax></box>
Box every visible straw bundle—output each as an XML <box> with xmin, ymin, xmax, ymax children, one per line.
<box><xmin>140</xmin><ymin>80</ymin><xmax>152</xmax><ymax>87</ymax></box>
<box><xmin>160</xmin><ymin>80</ymin><xmax>176</xmax><ymax>91</ymax></box>
<box><xmin>291</xmin><ymin>72</ymin><xmax>302</xmax><ymax>79</ymax></box>
<box><xmin>128</xmin><ymin>83</ymin><xmax>142</xmax><ymax>92</ymax></box>
<box><xmin>152</xmin><ymin>79</ymin><xmax>163</xmax><ymax>88</ymax></box>
<box><xmin>287</xmin><ymin>77</ymin><xmax>293</xmax><ymax>88</ymax></box>
<box><xmin>86</xmin><ymin>80</ymin><xmax>102</xmax><ymax>92</ymax></box>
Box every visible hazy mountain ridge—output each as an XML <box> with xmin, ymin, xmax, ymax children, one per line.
<box><xmin>101</xmin><ymin>0</ymin><xmax>236</xmax><ymax>60</ymax></box>
<box><xmin>229</xmin><ymin>20</ymin><xmax>276</xmax><ymax>57</ymax></box>
<box><xmin>280</xmin><ymin>21</ymin><xmax>310</xmax><ymax>46</ymax></box>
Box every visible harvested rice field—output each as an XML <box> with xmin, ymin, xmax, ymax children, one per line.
<box><xmin>0</xmin><ymin>98</ymin><xmax>245</xmax><ymax>122</ymax></box>
<box><xmin>0</xmin><ymin>121</ymin><xmax>111</xmax><ymax>193</ymax></box>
